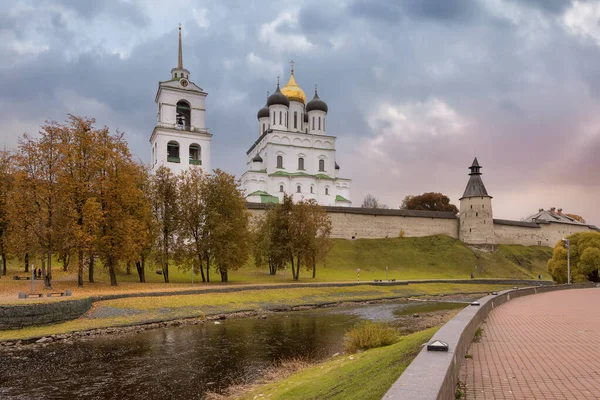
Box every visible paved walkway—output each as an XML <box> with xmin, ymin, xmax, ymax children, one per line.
<box><xmin>460</xmin><ymin>288</ymin><xmax>600</xmax><ymax>399</ymax></box>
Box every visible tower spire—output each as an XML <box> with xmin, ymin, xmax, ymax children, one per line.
<box><xmin>178</xmin><ymin>24</ymin><xmax>183</xmax><ymax>69</ymax></box>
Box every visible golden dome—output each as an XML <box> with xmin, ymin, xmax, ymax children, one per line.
<box><xmin>281</xmin><ymin>71</ymin><xmax>306</xmax><ymax>104</ymax></box>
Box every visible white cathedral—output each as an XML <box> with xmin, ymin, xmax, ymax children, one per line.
<box><xmin>151</xmin><ymin>28</ymin><xmax>352</xmax><ymax>206</ymax></box>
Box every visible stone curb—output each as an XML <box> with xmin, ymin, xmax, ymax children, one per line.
<box><xmin>382</xmin><ymin>282</ymin><xmax>597</xmax><ymax>400</ymax></box>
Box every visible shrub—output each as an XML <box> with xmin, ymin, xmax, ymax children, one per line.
<box><xmin>343</xmin><ymin>321</ymin><xmax>398</xmax><ymax>353</ymax></box>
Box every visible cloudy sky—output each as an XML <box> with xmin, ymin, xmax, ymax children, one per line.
<box><xmin>1</xmin><ymin>0</ymin><xmax>599</xmax><ymax>225</ymax></box>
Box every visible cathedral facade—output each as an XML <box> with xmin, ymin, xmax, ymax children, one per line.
<box><xmin>241</xmin><ymin>66</ymin><xmax>352</xmax><ymax>206</ymax></box>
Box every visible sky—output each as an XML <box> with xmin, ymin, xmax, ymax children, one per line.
<box><xmin>1</xmin><ymin>0</ymin><xmax>599</xmax><ymax>226</ymax></box>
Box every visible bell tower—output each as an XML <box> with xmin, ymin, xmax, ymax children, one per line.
<box><xmin>149</xmin><ymin>25</ymin><xmax>212</xmax><ymax>175</ymax></box>
<box><xmin>459</xmin><ymin>158</ymin><xmax>495</xmax><ymax>245</ymax></box>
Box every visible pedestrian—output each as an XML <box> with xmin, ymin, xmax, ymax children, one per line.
<box><xmin>37</xmin><ymin>268</ymin><xmax>42</xmax><ymax>279</ymax></box>
<box><xmin>470</xmin><ymin>272</ymin><xmax>475</xmax><ymax>279</ymax></box>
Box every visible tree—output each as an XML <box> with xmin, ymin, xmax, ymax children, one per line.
<box><xmin>565</xmin><ymin>213</ymin><xmax>586</xmax><ymax>223</ymax></box>
<box><xmin>13</xmin><ymin>124</ymin><xmax>67</xmax><ymax>289</ymax></box>
<box><xmin>57</xmin><ymin>115</ymin><xmax>104</xmax><ymax>287</ymax></box>
<box><xmin>361</xmin><ymin>194</ymin><xmax>388</xmax><ymax>209</ymax></box>
<box><xmin>298</xmin><ymin>199</ymin><xmax>332</xmax><ymax>279</ymax></box>
<box><xmin>401</xmin><ymin>192</ymin><xmax>458</xmax><ymax>214</ymax></box>
<box><xmin>150</xmin><ymin>166</ymin><xmax>179</xmax><ymax>283</ymax></box>
<box><xmin>203</xmin><ymin>170</ymin><xmax>250</xmax><ymax>282</ymax></box>
<box><xmin>253</xmin><ymin>196</ymin><xmax>293</xmax><ymax>277</ymax></box>
<box><xmin>0</xmin><ymin>150</ymin><xmax>13</xmax><ymax>277</ymax></box>
<box><xmin>94</xmin><ymin>129</ymin><xmax>145</xmax><ymax>286</ymax></box>
<box><xmin>548</xmin><ymin>232</ymin><xmax>600</xmax><ymax>283</ymax></box>
<box><xmin>177</xmin><ymin>167</ymin><xmax>208</xmax><ymax>282</ymax></box>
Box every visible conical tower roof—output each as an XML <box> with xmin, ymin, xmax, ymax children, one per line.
<box><xmin>460</xmin><ymin>158</ymin><xmax>491</xmax><ymax>199</ymax></box>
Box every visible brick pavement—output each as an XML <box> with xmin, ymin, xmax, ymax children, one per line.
<box><xmin>460</xmin><ymin>288</ymin><xmax>600</xmax><ymax>400</ymax></box>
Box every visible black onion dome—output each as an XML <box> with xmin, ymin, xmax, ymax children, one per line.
<box><xmin>306</xmin><ymin>90</ymin><xmax>328</xmax><ymax>113</ymax></box>
<box><xmin>267</xmin><ymin>85</ymin><xmax>290</xmax><ymax>107</ymax></box>
<box><xmin>257</xmin><ymin>103</ymin><xmax>269</xmax><ymax>119</ymax></box>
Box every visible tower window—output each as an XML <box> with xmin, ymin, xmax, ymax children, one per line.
<box><xmin>176</xmin><ymin>101</ymin><xmax>191</xmax><ymax>130</ymax></box>
<box><xmin>297</xmin><ymin>185</ymin><xmax>301</xmax><ymax>193</ymax></box>
<box><xmin>470</xmin><ymin>205</ymin><xmax>473</xmax><ymax>209</ymax></box>
<box><xmin>277</xmin><ymin>155</ymin><xmax>283</xmax><ymax>169</ymax></box>
<box><xmin>312</xmin><ymin>116</ymin><xmax>315</xmax><ymax>130</ymax></box>
<box><xmin>189</xmin><ymin>144</ymin><xmax>201</xmax><ymax>165</ymax></box>
<box><xmin>325</xmin><ymin>187</ymin><xmax>329</xmax><ymax>195</ymax></box>
<box><xmin>286</xmin><ymin>112</ymin><xmax>288</xmax><ymax>127</ymax></box>
<box><xmin>476</xmin><ymin>212</ymin><xmax>478</xmax><ymax>217</ymax></box>
<box><xmin>482</xmin><ymin>204</ymin><xmax>485</xmax><ymax>209</ymax></box>
<box><xmin>272</xmin><ymin>112</ymin><xmax>275</xmax><ymax>125</ymax></box>
<box><xmin>323</xmin><ymin>118</ymin><xmax>325</xmax><ymax>130</ymax></box>
<box><xmin>279</xmin><ymin>111</ymin><xmax>282</xmax><ymax>125</ymax></box>
<box><xmin>167</xmin><ymin>141</ymin><xmax>180</xmax><ymax>163</ymax></box>
<box><xmin>319</xmin><ymin>159</ymin><xmax>325</xmax><ymax>172</ymax></box>
<box><xmin>310</xmin><ymin>186</ymin><xmax>313</xmax><ymax>194</ymax></box>
<box><xmin>279</xmin><ymin>185</ymin><xmax>284</xmax><ymax>192</ymax></box>
<box><xmin>298</xmin><ymin>157</ymin><xmax>304</xmax><ymax>170</ymax></box>
<box><xmin>470</xmin><ymin>228</ymin><xmax>472</xmax><ymax>233</ymax></box>
<box><xmin>294</xmin><ymin>111</ymin><xmax>297</xmax><ymax>129</ymax></box>
<box><xmin>318</xmin><ymin>116</ymin><xmax>321</xmax><ymax>130</ymax></box>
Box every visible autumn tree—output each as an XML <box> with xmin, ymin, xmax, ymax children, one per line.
<box><xmin>253</xmin><ymin>203</ymin><xmax>291</xmax><ymax>276</ymax></box>
<box><xmin>401</xmin><ymin>192</ymin><xmax>458</xmax><ymax>214</ymax></box>
<box><xmin>203</xmin><ymin>170</ymin><xmax>250</xmax><ymax>282</ymax></box>
<box><xmin>133</xmin><ymin>165</ymin><xmax>156</xmax><ymax>283</ymax></box>
<box><xmin>57</xmin><ymin>115</ymin><xmax>105</xmax><ymax>287</ymax></box>
<box><xmin>361</xmin><ymin>194</ymin><xmax>388</xmax><ymax>209</ymax></box>
<box><xmin>0</xmin><ymin>150</ymin><xmax>13</xmax><ymax>277</ymax></box>
<box><xmin>12</xmin><ymin>124</ymin><xmax>67</xmax><ymax>289</ymax></box>
<box><xmin>93</xmin><ymin>129</ymin><xmax>145</xmax><ymax>286</ymax></box>
<box><xmin>548</xmin><ymin>232</ymin><xmax>600</xmax><ymax>283</ymax></box>
<box><xmin>150</xmin><ymin>166</ymin><xmax>179</xmax><ymax>283</ymax></box>
<box><xmin>176</xmin><ymin>167</ymin><xmax>208</xmax><ymax>282</ymax></box>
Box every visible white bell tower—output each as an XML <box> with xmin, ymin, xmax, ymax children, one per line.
<box><xmin>150</xmin><ymin>25</ymin><xmax>212</xmax><ymax>175</ymax></box>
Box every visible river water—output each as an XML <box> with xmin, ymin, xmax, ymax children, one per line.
<box><xmin>0</xmin><ymin>301</ymin><xmax>463</xmax><ymax>399</ymax></box>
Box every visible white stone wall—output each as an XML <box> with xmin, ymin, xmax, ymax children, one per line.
<box><xmin>459</xmin><ymin>196</ymin><xmax>495</xmax><ymax>245</ymax></box>
<box><xmin>308</xmin><ymin>110</ymin><xmax>326</xmax><ymax>134</ymax></box>
<box><xmin>494</xmin><ymin>222</ymin><xmax>596</xmax><ymax>247</ymax></box>
<box><xmin>157</xmin><ymin>88</ymin><xmax>207</xmax><ymax>130</ymax></box>
<box><xmin>151</xmin><ymin>129</ymin><xmax>211</xmax><ymax>175</ymax></box>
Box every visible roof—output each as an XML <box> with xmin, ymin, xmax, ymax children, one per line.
<box><xmin>247</xmin><ymin>203</ymin><xmax>458</xmax><ymax>219</ymax></box>
<box><xmin>493</xmin><ymin>219</ymin><xmax>541</xmax><ymax>228</ymax></box>
<box><xmin>267</xmin><ymin>85</ymin><xmax>290</xmax><ymax>107</ymax></box>
<box><xmin>460</xmin><ymin>174</ymin><xmax>491</xmax><ymax>199</ymax></box>
<box><xmin>335</xmin><ymin>195</ymin><xmax>351</xmax><ymax>203</ymax></box>
<box><xmin>268</xmin><ymin>170</ymin><xmax>334</xmax><ymax>180</ymax></box>
<box><xmin>523</xmin><ymin>210</ymin><xmax>589</xmax><ymax>227</ymax></box>
<box><xmin>306</xmin><ymin>90</ymin><xmax>328</xmax><ymax>113</ymax></box>
<box><xmin>246</xmin><ymin>191</ymin><xmax>279</xmax><ymax>204</ymax></box>
<box><xmin>252</xmin><ymin>154</ymin><xmax>263</xmax><ymax>162</ymax></box>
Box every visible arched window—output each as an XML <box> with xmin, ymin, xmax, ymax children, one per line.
<box><xmin>285</xmin><ymin>112</ymin><xmax>288</xmax><ymax>127</ymax></box>
<box><xmin>297</xmin><ymin>185</ymin><xmax>301</xmax><ymax>193</ymax></box>
<box><xmin>262</xmin><ymin>123</ymin><xmax>265</xmax><ymax>133</ymax></box>
<box><xmin>272</xmin><ymin>112</ymin><xmax>275</xmax><ymax>125</ymax></box>
<box><xmin>294</xmin><ymin>111</ymin><xmax>298</xmax><ymax>129</ymax></box>
<box><xmin>318</xmin><ymin>116</ymin><xmax>321</xmax><ymax>130</ymax></box>
<box><xmin>277</xmin><ymin>155</ymin><xmax>283</xmax><ymax>169</ymax></box>
<box><xmin>279</xmin><ymin>111</ymin><xmax>282</xmax><ymax>125</ymax></box>
<box><xmin>312</xmin><ymin>116</ymin><xmax>315</xmax><ymax>130</ymax></box>
<box><xmin>323</xmin><ymin>118</ymin><xmax>325</xmax><ymax>130</ymax></box>
<box><xmin>167</xmin><ymin>141</ymin><xmax>180</xmax><ymax>163</ymax></box>
<box><xmin>298</xmin><ymin>157</ymin><xmax>304</xmax><ymax>170</ymax></box>
<box><xmin>319</xmin><ymin>159</ymin><xmax>325</xmax><ymax>172</ymax></box>
<box><xmin>310</xmin><ymin>186</ymin><xmax>313</xmax><ymax>194</ymax></box>
<box><xmin>325</xmin><ymin>187</ymin><xmax>329</xmax><ymax>195</ymax></box>
<box><xmin>189</xmin><ymin>144</ymin><xmax>201</xmax><ymax>165</ymax></box>
<box><xmin>154</xmin><ymin>142</ymin><xmax>157</xmax><ymax>165</ymax></box>
<box><xmin>176</xmin><ymin>101</ymin><xmax>191</xmax><ymax>130</ymax></box>
<box><xmin>279</xmin><ymin>185</ymin><xmax>284</xmax><ymax>192</ymax></box>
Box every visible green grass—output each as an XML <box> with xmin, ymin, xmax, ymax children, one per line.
<box><xmin>0</xmin><ymin>283</ymin><xmax>512</xmax><ymax>341</ymax></box>
<box><xmin>238</xmin><ymin>327</ymin><xmax>438</xmax><ymax>400</ymax></box>
<box><xmin>0</xmin><ymin>236</ymin><xmax>552</xmax><ymax>288</ymax></box>
<box><xmin>343</xmin><ymin>321</ymin><xmax>398</xmax><ymax>353</ymax></box>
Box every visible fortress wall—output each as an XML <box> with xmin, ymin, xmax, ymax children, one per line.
<box><xmin>494</xmin><ymin>225</ymin><xmax>545</xmax><ymax>246</ymax></box>
<box><xmin>248</xmin><ymin>207</ymin><xmax>458</xmax><ymax>239</ymax></box>
<box><xmin>539</xmin><ymin>223</ymin><xmax>596</xmax><ymax>247</ymax></box>
<box><xmin>327</xmin><ymin>212</ymin><xmax>458</xmax><ymax>239</ymax></box>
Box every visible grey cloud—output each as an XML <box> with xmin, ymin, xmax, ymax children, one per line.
<box><xmin>53</xmin><ymin>0</ymin><xmax>150</xmax><ymax>26</ymax></box>
<box><xmin>504</xmin><ymin>0</ymin><xmax>576</xmax><ymax>15</ymax></box>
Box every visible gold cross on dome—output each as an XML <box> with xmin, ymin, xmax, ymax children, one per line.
<box><xmin>289</xmin><ymin>60</ymin><xmax>295</xmax><ymax>73</ymax></box>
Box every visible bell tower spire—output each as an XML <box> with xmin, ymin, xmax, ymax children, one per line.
<box><xmin>171</xmin><ymin>24</ymin><xmax>190</xmax><ymax>80</ymax></box>
<box><xmin>178</xmin><ymin>24</ymin><xmax>183</xmax><ymax>69</ymax></box>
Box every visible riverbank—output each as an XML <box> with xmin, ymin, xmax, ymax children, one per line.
<box><xmin>230</xmin><ymin>327</ymin><xmax>440</xmax><ymax>400</ymax></box>
<box><xmin>0</xmin><ymin>282</ymin><xmax>508</xmax><ymax>345</ymax></box>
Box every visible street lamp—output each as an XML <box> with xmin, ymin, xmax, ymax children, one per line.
<box><xmin>561</xmin><ymin>238</ymin><xmax>571</xmax><ymax>285</ymax></box>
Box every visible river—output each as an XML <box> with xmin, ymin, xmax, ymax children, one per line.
<box><xmin>0</xmin><ymin>301</ymin><xmax>464</xmax><ymax>399</ymax></box>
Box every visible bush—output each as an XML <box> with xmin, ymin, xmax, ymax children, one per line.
<box><xmin>343</xmin><ymin>321</ymin><xmax>398</xmax><ymax>353</ymax></box>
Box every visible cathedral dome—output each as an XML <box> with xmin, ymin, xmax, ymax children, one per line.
<box><xmin>306</xmin><ymin>89</ymin><xmax>328</xmax><ymax>113</ymax></box>
<box><xmin>281</xmin><ymin>71</ymin><xmax>306</xmax><ymax>104</ymax></box>
<box><xmin>267</xmin><ymin>85</ymin><xmax>290</xmax><ymax>108</ymax></box>
<box><xmin>257</xmin><ymin>100</ymin><xmax>269</xmax><ymax>119</ymax></box>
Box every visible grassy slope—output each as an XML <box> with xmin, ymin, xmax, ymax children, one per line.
<box><xmin>238</xmin><ymin>327</ymin><xmax>438</xmax><ymax>400</ymax></box>
<box><xmin>0</xmin><ymin>235</ymin><xmax>552</xmax><ymax>293</ymax></box>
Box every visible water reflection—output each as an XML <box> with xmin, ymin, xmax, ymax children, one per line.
<box><xmin>0</xmin><ymin>302</ymin><xmax>457</xmax><ymax>399</ymax></box>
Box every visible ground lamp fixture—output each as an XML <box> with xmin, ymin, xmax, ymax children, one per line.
<box><xmin>427</xmin><ymin>340</ymin><xmax>449</xmax><ymax>352</ymax></box>
<box><xmin>561</xmin><ymin>238</ymin><xmax>571</xmax><ymax>285</ymax></box>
